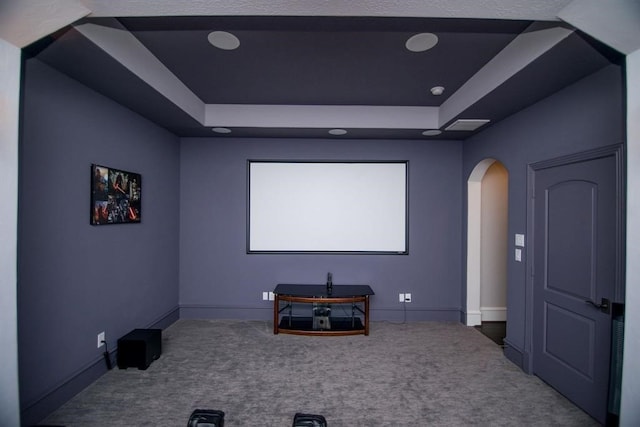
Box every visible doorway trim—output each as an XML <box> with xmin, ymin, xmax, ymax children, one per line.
<box><xmin>466</xmin><ymin>158</ymin><xmax>499</xmax><ymax>326</ymax></box>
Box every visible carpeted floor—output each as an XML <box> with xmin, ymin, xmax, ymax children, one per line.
<box><xmin>40</xmin><ymin>319</ymin><xmax>598</xmax><ymax>426</ymax></box>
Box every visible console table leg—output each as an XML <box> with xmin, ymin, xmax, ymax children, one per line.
<box><xmin>351</xmin><ymin>302</ymin><xmax>355</xmax><ymax>328</ymax></box>
<box><xmin>273</xmin><ymin>294</ymin><xmax>279</xmax><ymax>334</ymax></box>
<box><xmin>364</xmin><ymin>295</ymin><xmax>370</xmax><ymax>336</ymax></box>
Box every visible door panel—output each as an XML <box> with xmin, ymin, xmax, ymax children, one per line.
<box><xmin>533</xmin><ymin>154</ymin><xmax>617</xmax><ymax>424</ymax></box>
<box><xmin>544</xmin><ymin>302</ymin><xmax>595</xmax><ymax>378</ymax></box>
<box><xmin>546</xmin><ymin>181</ymin><xmax>596</xmax><ymax>299</ymax></box>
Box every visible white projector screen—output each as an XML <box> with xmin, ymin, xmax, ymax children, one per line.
<box><xmin>247</xmin><ymin>161</ymin><xmax>408</xmax><ymax>254</ymax></box>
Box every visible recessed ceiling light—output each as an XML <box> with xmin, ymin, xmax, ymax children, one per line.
<box><xmin>212</xmin><ymin>127</ymin><xmax>232</xmax><ymax>134</ymax></box>
<box><xmin>405</xmin><ymin>33</ymin><xmax>438</xmax><ymax>52</ymax></box>
<box><xmin>207</xmin><ymin>31</ymin><xmax>240</xmax><ymax>50</ymax></box>
<box><xmin>422</xmin><ymin>130</ymin><xmax>442</xmax><ymax>136</ymax></box>
<box><xmin>328</xmin><ymin>129</ymin><xmax>347</xmax><ymax>136</ymax></box>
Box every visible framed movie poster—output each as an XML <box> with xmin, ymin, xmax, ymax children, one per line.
<box><xmin>91</xmin><ymin>164</ymin><xmax>141</xmax><ymax>225</ymax></box>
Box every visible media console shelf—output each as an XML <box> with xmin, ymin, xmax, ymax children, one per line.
<box><xmin>273</xmin><ymin>284</ymin><xmax>374</xmax><ymax>336</ymax></box>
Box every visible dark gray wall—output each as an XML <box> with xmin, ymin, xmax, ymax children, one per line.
<box><xmin>462</xmin><ymin>64</ymin><xmax>625</xmax><ymax>369</ymax></box>
<box><xmin>17</xmin><ymin>53</ymin><xmax>622</xmax><ymax>426</ymax></box>
<box><xmin>179</xmin><ymin>138</ymin><xmax>463</xmax><ymax>321</ymax></box>
<box><xmin>18</xmin><ymin>59</ymin><xmax>181</xmax><ymax>424</ymax></box>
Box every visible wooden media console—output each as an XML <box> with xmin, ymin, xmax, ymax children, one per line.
<box><xmin>273</xmin><ymin>284</ymin><xmax>374</xmax><ymax>336</ymax></box>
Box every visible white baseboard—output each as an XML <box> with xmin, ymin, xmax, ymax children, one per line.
<box><xmin>465</xmin><ymin>310</ymin><xmax>482</xmax><ymax>326</ymax></box>
<box><xmin>481</xmin><ymin>307</ymin><xmax>507</xmax><ymax>322</ymax></box>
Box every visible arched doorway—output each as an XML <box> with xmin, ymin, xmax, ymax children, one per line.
<box><xmin>466</xmin><ymin>159</ymin><xmax>508</xmax><ymax>329</ymax></box>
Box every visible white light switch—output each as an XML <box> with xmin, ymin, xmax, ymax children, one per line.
<box><xmin>515</xmin><ymin>234</ymin><xmax>525</xmax><ymax>247</ymax></box>
<box><xmin>515</xmin><ymin>248</ymin><xmax>522</xmax><ymax>262</ymax></box>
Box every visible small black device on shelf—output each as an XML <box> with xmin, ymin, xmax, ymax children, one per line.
<box><xmin>312</xmin><ymin>303</ymin><xmax>331</xmax><ymax>330</ymax></box>
<box><xmin>326</xmin><ymin>272</ymin><xmax>333</xmax><ymax>294</ymax></box>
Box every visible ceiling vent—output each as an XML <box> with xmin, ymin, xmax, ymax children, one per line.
<box><xmin>445</xmin><ymin>119</ymin><xmax>490</xmax><ymax>131</ymax></box>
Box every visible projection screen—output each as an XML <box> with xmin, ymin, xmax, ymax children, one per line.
<box><xmin>247</xmin><ymin>161</ymin><xmax>408</xmax><ymax>254</ymax></box>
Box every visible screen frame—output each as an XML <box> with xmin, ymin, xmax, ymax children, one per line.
<box><xmin>246</xmin><ymin>160</ymin><xmax>409</xmax><ymax>255</ymax></box>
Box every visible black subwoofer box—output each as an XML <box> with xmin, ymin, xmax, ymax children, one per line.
<box><xmin>117</xmin><ymin>328</ymin><xmax>161</xmax><ymax>370</ymax></box>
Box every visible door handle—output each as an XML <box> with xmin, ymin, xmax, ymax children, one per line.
<box><xmin>585</xmin><ymin>297</ymin><xmax>610</xmax><ymax>314</ymax></box>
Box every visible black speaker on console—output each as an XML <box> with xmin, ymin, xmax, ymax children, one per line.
<box><xmin>117</xmin><ymin>328</ymin><xmax>161</xmax><ymax>370</ymax></box>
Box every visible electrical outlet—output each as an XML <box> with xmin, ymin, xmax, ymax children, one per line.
<box><xmin>404</xmin><ymin>293</ymin><xmax>412</xmax><ymax>303</ymax></box>
<box><xmin>97</xmin><ymin>331</ymin><xmax>105</xmax><ymax>348</ymax></box>
<box><xmin>399</xmin><ymin>293</ymin><xmax>405</xmax><ymax>302</ymax></box>
<box><xmin>263</xmin><ymin>292</ymin><xmax>275</xmax><ymax>301</ymax></box>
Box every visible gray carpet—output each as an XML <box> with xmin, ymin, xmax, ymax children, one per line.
<box><xmin>41</xmin><ymin>320</ymin><xmax>598</xmax><ymax>426</ymax></box>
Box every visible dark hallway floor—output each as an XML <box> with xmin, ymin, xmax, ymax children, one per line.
<box><xmin>474</xmin><ymin>321</ymin><xmax>506</xmax><ymax>346</ymax></box>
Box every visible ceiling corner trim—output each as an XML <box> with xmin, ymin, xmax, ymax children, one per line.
<box><xmin>74</xmin><ymin>19</ymin><xmax>206</xmax><ymax>124</ymax></box>
<box><xmin>204</xmin><ymin>105</ymin><xmax>440</xmax><ymax>130</ymax></box>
